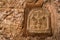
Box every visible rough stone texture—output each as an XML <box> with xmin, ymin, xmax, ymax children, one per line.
<box><xmin>0</xmin><ymin>0</ymin><xmax>60</xmax><ymax>40</ymax></box>
<box><xmin>0</xmin><ymin>8</ymin><xmax>24</xmax><ymax>40</ymax></box>
<box><xmin>0</xmin><ymin>0</ymin><xmax>25</xmax><ymax>8</ymax></box>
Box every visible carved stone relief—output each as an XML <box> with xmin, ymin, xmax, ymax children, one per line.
<box><xmin>27</xmin><ymin>8</ymin><xmax>51</xmax><ymax>33</ymax></box>
<box><xmin>24</xmin><ymin>0</ymin><xmax>52</xmax><ymax>37</ymax></box>
<box><xmin>0</xmin><ymin>0</ymin><xmax>59</xmax><ymax>40</ymax></box>
<box><xmin>24</xmin><ymin>8</ymin><xmax>52</xmax><ymax>37</ymax></box>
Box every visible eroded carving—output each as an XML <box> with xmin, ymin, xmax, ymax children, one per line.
<box><xmin>0</xmin><ymin>0</ymin><xmax>25</xmax><ymax>8</ymax></box>
<box><xmin>26</xmin><ymin>8</ymin><xmax>52</xmax><ymax>35</ymax></box>
<box><xmin>27</xmin><ymin>8</ymin><xmax>50</xmax><ymax>33</ymax></box>
<box><xmin>0</xmin><ymin>8</ymin><xmax>24</xmax><ymax>40</ymax></box>
<box><xmin>24</xmin><ymin>0</ymin><xmax>52</xmax><ymax>37</ymax></box>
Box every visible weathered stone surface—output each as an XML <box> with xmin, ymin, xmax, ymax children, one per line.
<box><xmin>27</xmin><ymin>8</ymin><xmax>51</xmax><ymax>33</ymax></box>
<box><xmin>0</xmin><ymin>0</ymin><xmax>60</xmax><ymax>40</ymax></box>
<box><xmin>0</xmin><ymin>0</ymin><xmax>25</xmax><ymax>8</ymax></box>
<box><xmin>0</xmin><ymin>8</ymin><xmax>24</xmax><ymax>40</ymax></box>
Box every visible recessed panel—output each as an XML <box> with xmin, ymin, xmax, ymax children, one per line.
<box><xmin>26</xmin><ymin>8</ymin><xmax>52</xmax><ymax>36</ymax></box>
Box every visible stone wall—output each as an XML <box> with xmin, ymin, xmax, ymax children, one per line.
<box><xmin>0</xmin><ymin>0</ymin><xmax>60</xmax><ymax>40</ymax></box>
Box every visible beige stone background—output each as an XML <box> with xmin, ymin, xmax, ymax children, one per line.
<box><xmin>0</xmin><ymin>0</ymin><xmax>60</xmax><ymax>40</ymax></box>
